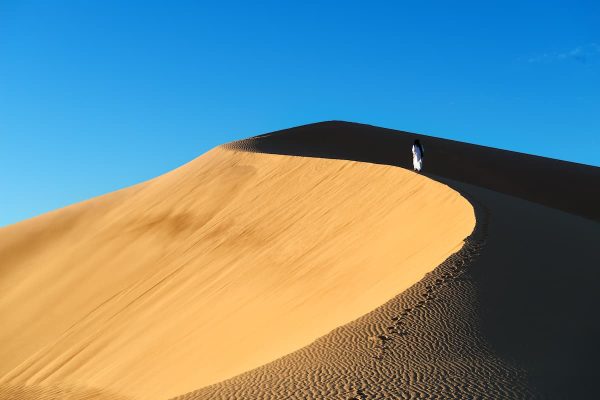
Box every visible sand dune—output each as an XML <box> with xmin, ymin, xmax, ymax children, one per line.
<box><xmin>2</xmin><ymin>121</ymin><xmax>598</xmax><ymax>399</ymax></box>
<box><xmin>179</xmin><ymin>122</ymin><xmax>599</xmax><ymax>399</ymax></box>
<box><xmin>0</xmin><ymin>144</ymin><xmax>474</xmax><ymax>399</ymax></box>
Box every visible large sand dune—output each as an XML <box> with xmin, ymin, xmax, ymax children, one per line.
<box><xmin>0</xmin><ymin>143</ymin><xmax>474</xmax><ymax>399</ymax></box>
<box><xmin>2</xmin><ymin>121</ymin><xmax>598</xmax><ymax>399</ymax></box>
<box><xmin>179</xmin><ymin>122</ymin><xmax>599</xmax><ymax>399</ymax></box>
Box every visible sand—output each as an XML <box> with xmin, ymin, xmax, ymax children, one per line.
<box><xmin>2</xmin><ymin>121</ymin><xmax>598</xmax><ymax>399</ymax></box>
<box><xmin>0</xmin><ymin>143</ymin><xmax>474</xmax><ymax>399</ymax></box>
<box><xmin>175</xmin><ymin>122</ymin><xmax>598</xmax><ymax>399</ymax></box>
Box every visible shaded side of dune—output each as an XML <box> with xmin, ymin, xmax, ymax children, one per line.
<box><xmin>228</xmin><ymin>121</ymin><xmax>600</xmax><ymax>221</ymax></box>
<box><xmin>447</xmin><ymin>179</ymin><xmax>600</xmax><ymax>399</ymax></box>
<box><xmin>179</xmin><ymin>122</ymin><xmax>600</xmax><ymax>399</ymax></box>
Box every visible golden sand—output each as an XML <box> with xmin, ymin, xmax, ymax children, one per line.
<box><xmin>0</xmin><ymin>147</ymin><xmax>474</xmax><ymax>399</ymax></box>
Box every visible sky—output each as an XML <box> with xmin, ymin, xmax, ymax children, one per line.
<box><xmin>1</xmin><ymin>0</ymin><xmax>599</xmax><ymax>227</ymax></box>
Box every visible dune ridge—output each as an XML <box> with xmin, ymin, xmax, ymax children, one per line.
<box><xmin>0</xmin><ymin>145</ymin><xmax>474</xmax><ymax>399</ymax></box>
<box><xmin>177</xmin><ymin>122</ymin><xmax>599</xmax><ymax>399</ymax></box>
<box><xmin>239</xmin><ymin>121</ymin><xmax>600</xmax><ymax>221</ymax></box>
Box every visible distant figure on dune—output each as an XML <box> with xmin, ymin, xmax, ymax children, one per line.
<box><xmin>412</xmin><ymin>139</ymin><xmax>424</xmax><ymax>172</ymax></box>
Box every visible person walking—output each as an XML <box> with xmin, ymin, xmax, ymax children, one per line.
<box><xmin>412</xmin><ymin>139</ymin><xmax>424</xmax><ymax>172</ymax></box>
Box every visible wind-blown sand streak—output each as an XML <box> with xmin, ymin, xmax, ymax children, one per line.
<box><xmin>0</xmin><ymin>143</ymin><xmax>474</xmax><ymax>399</ymax></box>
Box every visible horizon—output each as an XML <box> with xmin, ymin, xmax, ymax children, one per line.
<box><xmin>1</xmin><ymin>1</ymin><xmax>599</xmax><ymax>227</ymax></box>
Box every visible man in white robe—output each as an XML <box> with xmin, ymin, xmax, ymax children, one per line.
<box><xmin>412</xmin><ymin>139</ymin><xmax>424</xmax><ymax>172</ymax></box>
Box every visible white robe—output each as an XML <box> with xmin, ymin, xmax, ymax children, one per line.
<box><xmin>412</xmin><ymin>144</ymin><xmax>423</xmax><ymax>172</ymax></box>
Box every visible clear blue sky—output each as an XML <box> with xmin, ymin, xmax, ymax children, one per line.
<box><xmin>1</xmin><ymin>1</ymin><xmax>599</xmax><ymax>227</ymax></box>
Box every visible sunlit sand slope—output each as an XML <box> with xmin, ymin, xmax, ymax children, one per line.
<box><xmin>0</xmin><ymin>147</ymin><xmax>474</xmax><ymax>399</ymax></box>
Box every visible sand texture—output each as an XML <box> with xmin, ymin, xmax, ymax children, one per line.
<box><xmin>0</xmin><ymin>142</ymin><xmax>474</xmax><ymax>399</ymax></box>
<box><xmin>173</xmin><ymin>122</ymin><xmax>599</xmax><ymax>399</ymax></box>
<box><xmin>180</xmin><ymin>122</ymin><xmax>600</xmax><ymax>399</ymax></box>
<box><xmin>181</xmin><ymin>178</ymin><xmax>599</xmax><ymax>399</ymax></box>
